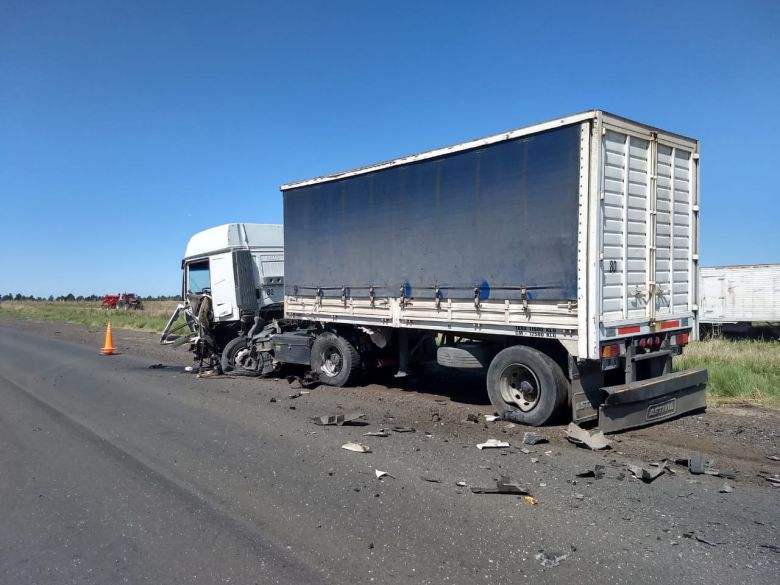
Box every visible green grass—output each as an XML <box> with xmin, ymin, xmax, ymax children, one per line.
<box><xmin>675</xmin><ymin>339</ymin><xmax>780</xmax><ymax>406</ymax></box>
<box><xmin>0</xmin><ymin>300</ymin><xmax>180</xmax><ymax>332</ymax></box>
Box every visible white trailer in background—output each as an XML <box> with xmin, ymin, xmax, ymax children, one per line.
<box><xmin>699</xmin><ymin>264</ymin><xmax>780</xmax><ymax>334</ymax></box>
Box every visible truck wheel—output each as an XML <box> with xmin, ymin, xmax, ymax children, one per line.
<box><xmin>311</xmin><ymin>332</ymin><xmax>360</xmax><ymax>387</ymax></box>
<box><xmin>486</xmin><ymin>346</ymin><xmax>567</xmax><ymax>426</ymax></box>
<box><xmin>221</xmin><ymin>337</ymin><xmax>262</xmax><ymax>376</ymax></box>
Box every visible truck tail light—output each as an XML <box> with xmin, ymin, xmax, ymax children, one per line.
<box><xmin>601</xmin><ymin>344</ymin><xmax>620</xmax><ymax>358</ymax></box>
<box><xmin>674</xmin><ymin>332</ymin><xmax>689</xmax><ymax>346</ymax></box>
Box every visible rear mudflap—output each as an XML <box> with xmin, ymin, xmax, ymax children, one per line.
<box><xmin>598</xmin><ymin>368</ymin><xmax>707</xmax><ymax>434</ymax></box>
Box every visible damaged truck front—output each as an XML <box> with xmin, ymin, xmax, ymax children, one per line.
<box><xmin>277</xmin><ymin>110</ymin><xmax>706</xmax><ymax>433</ymax></box>
<box><xmin>161</xmin><ymin>223</ymin><xmax>284</xmax><ymax>368</ymax></box>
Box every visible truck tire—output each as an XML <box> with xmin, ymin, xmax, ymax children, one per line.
<box><xmin>310</xmin><ymin>332</ymin><xmax>360</xmax><ymax>387</ymax></box>
<box><xmin>437</xmin><ymin>343</ymin><xmax>496</xmax><ymax>369</ymax></box>
<box><xmin>486</xmin><ymin>345</ymin><xmax>567</xmax><ymax>426</ymax></box>
<box><xmin>221</xmin><ymin>337</ymin><xmax>262</xmax><ymax>376</ymax></box>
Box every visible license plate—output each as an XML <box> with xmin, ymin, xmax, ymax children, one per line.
<box><xmin>601</xmin><ymin>357</ymin><xmax>619</xmax><ymax>371</ymax></box>
<box><xmin>646</xmin><ymin>397</ymin><xmax>677</xmax><ymax>421</ymax></box>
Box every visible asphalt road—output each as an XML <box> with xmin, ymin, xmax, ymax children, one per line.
<box><xmin>0</xmin><ymin>323</ymin><xmax>777</xmax><ymax>584</ymax></box>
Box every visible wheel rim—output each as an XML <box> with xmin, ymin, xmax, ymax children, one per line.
<box><xmin>320</xmin><ymin>345</ymin><xmax>343</xmax><ymax>377</ymax></box>
<box><xmin>498</xmin><ymin>363</ymin><xmax>540</xmax><ymax>412</ymax></box>
<box><xmin>234</xmin><ymin>346</ymin><xmax>257</xmax><ymax>370</ymax></box>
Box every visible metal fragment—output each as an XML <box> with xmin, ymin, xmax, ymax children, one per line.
<box><xmin>341</xmin><ymin>442</ymin><xmax>371</xmax><ymax>453</ymax></box>
<box><xmin>564</xmin><ymin>422</ymin><xmax>611</xmax><ymax>450</ymax></box>
<box><xmin>522</xmin><ymin>432</ymin><xmax>549</xmax><ymax>445</ymax></box>
<box><xmin>477</xmin><ymin>439</ymin><xmax>510</xmax><ymax>450</ymax></box>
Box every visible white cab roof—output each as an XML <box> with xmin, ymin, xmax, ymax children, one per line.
<box><xmin>184</xmin><ymin>223</ymin><xmax>283</xmax><ymax>259</ymax></box>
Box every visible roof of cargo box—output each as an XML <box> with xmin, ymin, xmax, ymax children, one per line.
<box><xmin>281</xmin><ymin>110</ymin><xmax>697</xmax><ymax>190</ymax></box>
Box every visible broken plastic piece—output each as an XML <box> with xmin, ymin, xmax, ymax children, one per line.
<box><xmin>484</xmin><ymin>415</ymin><xmax>500</xmax><ymax>422</ymax></box>
<box><xmin>470</xmin><ymin>475</ymin><xmax>530</xmax><ymax>495</ymax></box>
<box><xmin>564</xmin><ymin>422</ymin><xmax>611</xmax><ymax>450</ymax></box>
<box><xmin>341</xmin><ymin>442</ymin><xmax>371</xmax><ymax>453</ymax></box>
<box><xmin>628</xmin><ymin>460</ymin><xmax>669</xmax><ymax>483</ymax></box>
<box><xmin>456</xmin><ymin>481</ymin><xmax>467</xmax><ymax>487</ymax></box>
<box><xmin>522</xmin><ymin>495</ymin><xmax>539</xmax><ymax>505</ymax></box>
<box><xmin>575</xmin><ymin>464</ymin><xmax>605</xmax><ymax>480</ymax></box>
<box><xmin>363</xmin><ymin>430</ymin><xmax>389</xmax><ymax>437</ymax></box>
<box><xmin>522</xmin><ymin>432</ymin><xmax>549</xmax><ymax>445</ymax></box>
<box><xmin>477</xmin><ymin>439</ymin><xmax>510</xmax><ymax>450</ymax></box>
<box><xmin>314</xmin><ymin>413</ymin><xmax>366</xmax><ymax>426</ymax></box>
<box><xmin>534</xmin><ymin>549</ymin><xmax>570</xmax><ymax>568</ymax></box>
<box><xmin>375</xmin><ymin>470</ymin><xmax>393</xmax><ymax>479</ymax></box>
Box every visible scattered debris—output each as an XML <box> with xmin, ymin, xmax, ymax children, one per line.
<box><xmin>341</xmin><ymin>442</ymin><xmax>371</xmax><ymax>453</ymax></box>
<box><xmin>392</xmin><ymin>426</ymin><xmax>416</xmax><ymax>433</ymax></box>
<box><xmin>477</xmin><ymin>439</ymin><xmax>510</xmax><ymax>450</ymax></box>
<box><xmin>628</xmin><ymin>461</ymin><xmax>669</xmax><ymax>483</ymax></box>
<box><xmin>522</xmin><ymin>432</ymin><xmax>548</xmax><ymax>445</ymax></box>
<box><xmin>683</xmin><ymin>532</ymin><xmax>719</xmax><ymax>546</ymax></box>
<box><xmin>719</xmin><ymin>482</ymin><xmax>734</xmax><ymax>493</ymax></box>
<box><xmin>534</xmin><ymin>548</ymin><xmax>573</xmax><ymax>568</ymax></box>
<box><xmin>520</xmin><ymin>447</ymin><xmax>531</xmax><ymax>455</ymax></box>
<box><xmin>576</xmin><ymin>464</ymin><xmax>606</xmax><ymax>480</ymax></box>
<box><xmin>574</xmin><ymin>493</ymin><xmax>585</xmax><ymax>500</ymax></box>
<box><xmin>687</xmin><ymin>452</ymin><xmax>715</xmax><ymax>475</ymax></box>
<box><xmin>148</xmin><ymin>363</ymin><xmax>165</xmax><ymax>369</ymax></box>
<box><xmin>456</xmin><ymin>481</ymin><xmax>467</xmax><ymax>487</ymax></box>
<box><xmin>471</xmin><ymin>476</ymin><xmax>530</xmax><ymax>495</ymax></box>
<box><xmin>184</xmin><ymin>366</ymin><xmax>194</xmax><ymax>372</ymax></box>
<box><xmin>420</xmin><ymin>476</ymin><xmax>441</xmax><ymax>483</ymax></box>
<box><xmin>530</xmin><ymin>458</ymin><xmax>539</xmax><ymax>463</ymax></box>
<box><xmin>314</xmin><ymin>413</ymin><xmax>366</xmax><ymax>426</ymax></box>
<box><xmin>564</xmin><ymin>423</ymin><xmax>611</xmax><ymax>450</ymax></box>
<box><xmin>484</xmin><ymin>415</ymin><xmax>500</xmax><ymax>422</ymax></box>
<box><xmin>363</xmin><ymin>430</ymin><xmax>390</xmax><ymax>437</ymax></box>
<box><xmin>285</xmin><ymin>372</ymin><xmax>320</xmax><ymax>388</ymax></box>
<box><xmin>767</xmin><ymin>455</ymin><xmax>780</xmax><ymax>462</ymax></box>
<box><xmin>269</xmin><ymin>397</ymin><xmax>277</xmax><ymax>403</ymax></box>
<box><xmin>466</xmin><ymin>413</ymin><xmax>480</xmax><ymax>423</ymax></box>
<box><xmin>758</xmin><ymin>472</ymin><xmax>780</xmax><ymax>487</ymax></box>
<box><xmin>288</xmin><ymin>392</ymin><xmax>303</xmax><ymax>399</ymax></box>
<box><xmin>375</xmin><ymin>470</ymin><xmax>394</xmax><ymax>479</ymax></box>
<box><xmin>522</xmin><ymin>495</ymin><xmax>539</xmax><ymax>505</ymax></box>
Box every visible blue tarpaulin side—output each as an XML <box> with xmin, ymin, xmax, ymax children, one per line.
<box><xmin>282</xmin><ymin>124</ymin><xmax>581</xmax><ymax>302</ymax></box>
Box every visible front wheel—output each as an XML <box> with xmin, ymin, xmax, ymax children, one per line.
<box><xmin>310</xmin><ymin>332</ymin><xmax>360</xmax><ymax>387</ymax></box>
<box><xmin>221</xmin><ymin>337</ymin><xmax>263</xmax><ymax>376</ymax></box>
<box><xmin>486</xmin><ymin>345</ymin><xmax>567</xmax><ymax>426</ymax></box>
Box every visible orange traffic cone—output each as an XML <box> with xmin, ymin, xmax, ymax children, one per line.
<box><xmin>100</xmin><ymin>322</ymin><xmax>116</xmax><ymax>355</ymax></box>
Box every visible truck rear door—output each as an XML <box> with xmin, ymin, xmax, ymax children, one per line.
<box><xmin>597</xmin><ymin>115</ymin><xmax>699</xmax><ymax>342</ymax></box>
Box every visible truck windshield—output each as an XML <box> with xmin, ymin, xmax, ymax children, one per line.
<box><xmin>187</xmin><ymin>260</ymin><xmax>211</xmax><ymax>293</ymax></box>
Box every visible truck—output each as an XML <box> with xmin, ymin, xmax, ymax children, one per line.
<box><xmin>699</xmin><ymin>264</ymin><xmax>780</xmax><ymax>336</ymax></box>
<box><xmin>170</xmin><ymin>110</ymin><xmax>708</xmax><ymax>433</ymax></box>
<box><xmin>160</xmin><ymin>223</ymin><xmax>284</xmax><ymax>368</ymax></box>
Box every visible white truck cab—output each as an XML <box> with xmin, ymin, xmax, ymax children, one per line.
<box><xmin>162</xmin><ymin>223</ymin><xmax>284</xmax><ymax>358</ymax></box>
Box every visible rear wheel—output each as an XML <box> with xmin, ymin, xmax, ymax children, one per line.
<box><xmin>486</xmin><ymin>345</ymin><xmax>567</xmax><ymax>426</ymax></box>
<box><xmin>310</xmin><ymin>332</ymin><xmax>360</xmax><ymax>387</ymax></box>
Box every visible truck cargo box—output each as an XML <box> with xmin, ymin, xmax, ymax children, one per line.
<box><xmin>281</xmin><ymin>111</ymin><xmax>700</xmax><ymax>361</ymax></box>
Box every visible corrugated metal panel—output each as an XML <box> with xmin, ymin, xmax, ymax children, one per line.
<box><xmin>600</xmin><ymin>131</ymin><xmax>650</xmax><ymax>321</ymax></box>
<box><xmin>599</xmin><ymin>124</ymin><xmax>696</xmax><ymax>327</ymax></box>
<box><xmin>699</xmin><ymin>265</ymin><xmax>780</xmax><ymax>322</ymax></box>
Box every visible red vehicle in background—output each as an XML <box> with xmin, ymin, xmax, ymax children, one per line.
<box><xmin>101</xmin><ymin>292</ymin><xmax>144</xmax><ymax>310</ymax></box>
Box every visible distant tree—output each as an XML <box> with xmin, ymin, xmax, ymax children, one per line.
<box><xmin>14</xmin><ymin>293</ymin><xmax>22</xmax><ymax>301</ymax></box>
<box><xmin>64</xmin><ymin>293</ymin><xmax>75</xmax><ymax>302</ymax></box>
<box><xmin>48</xmin><ymin>295</ymin><xmax>54</xmax><ymax>301</ymax></box>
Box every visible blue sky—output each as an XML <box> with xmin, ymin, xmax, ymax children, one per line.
<box><xmin>1</xmin><ymin>1</ymin><xmax>778</xmax><ymax>297</ymax></box>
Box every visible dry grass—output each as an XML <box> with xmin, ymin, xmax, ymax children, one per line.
<box><xmin>675</xmin><ymin>339</ymin><xmax>780</xmax><ymax>406</ymax></box>
<box><xmin>0</xmin><ymin>300</ymin><xmax>180</xmax><ymax>332</ymax></box>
